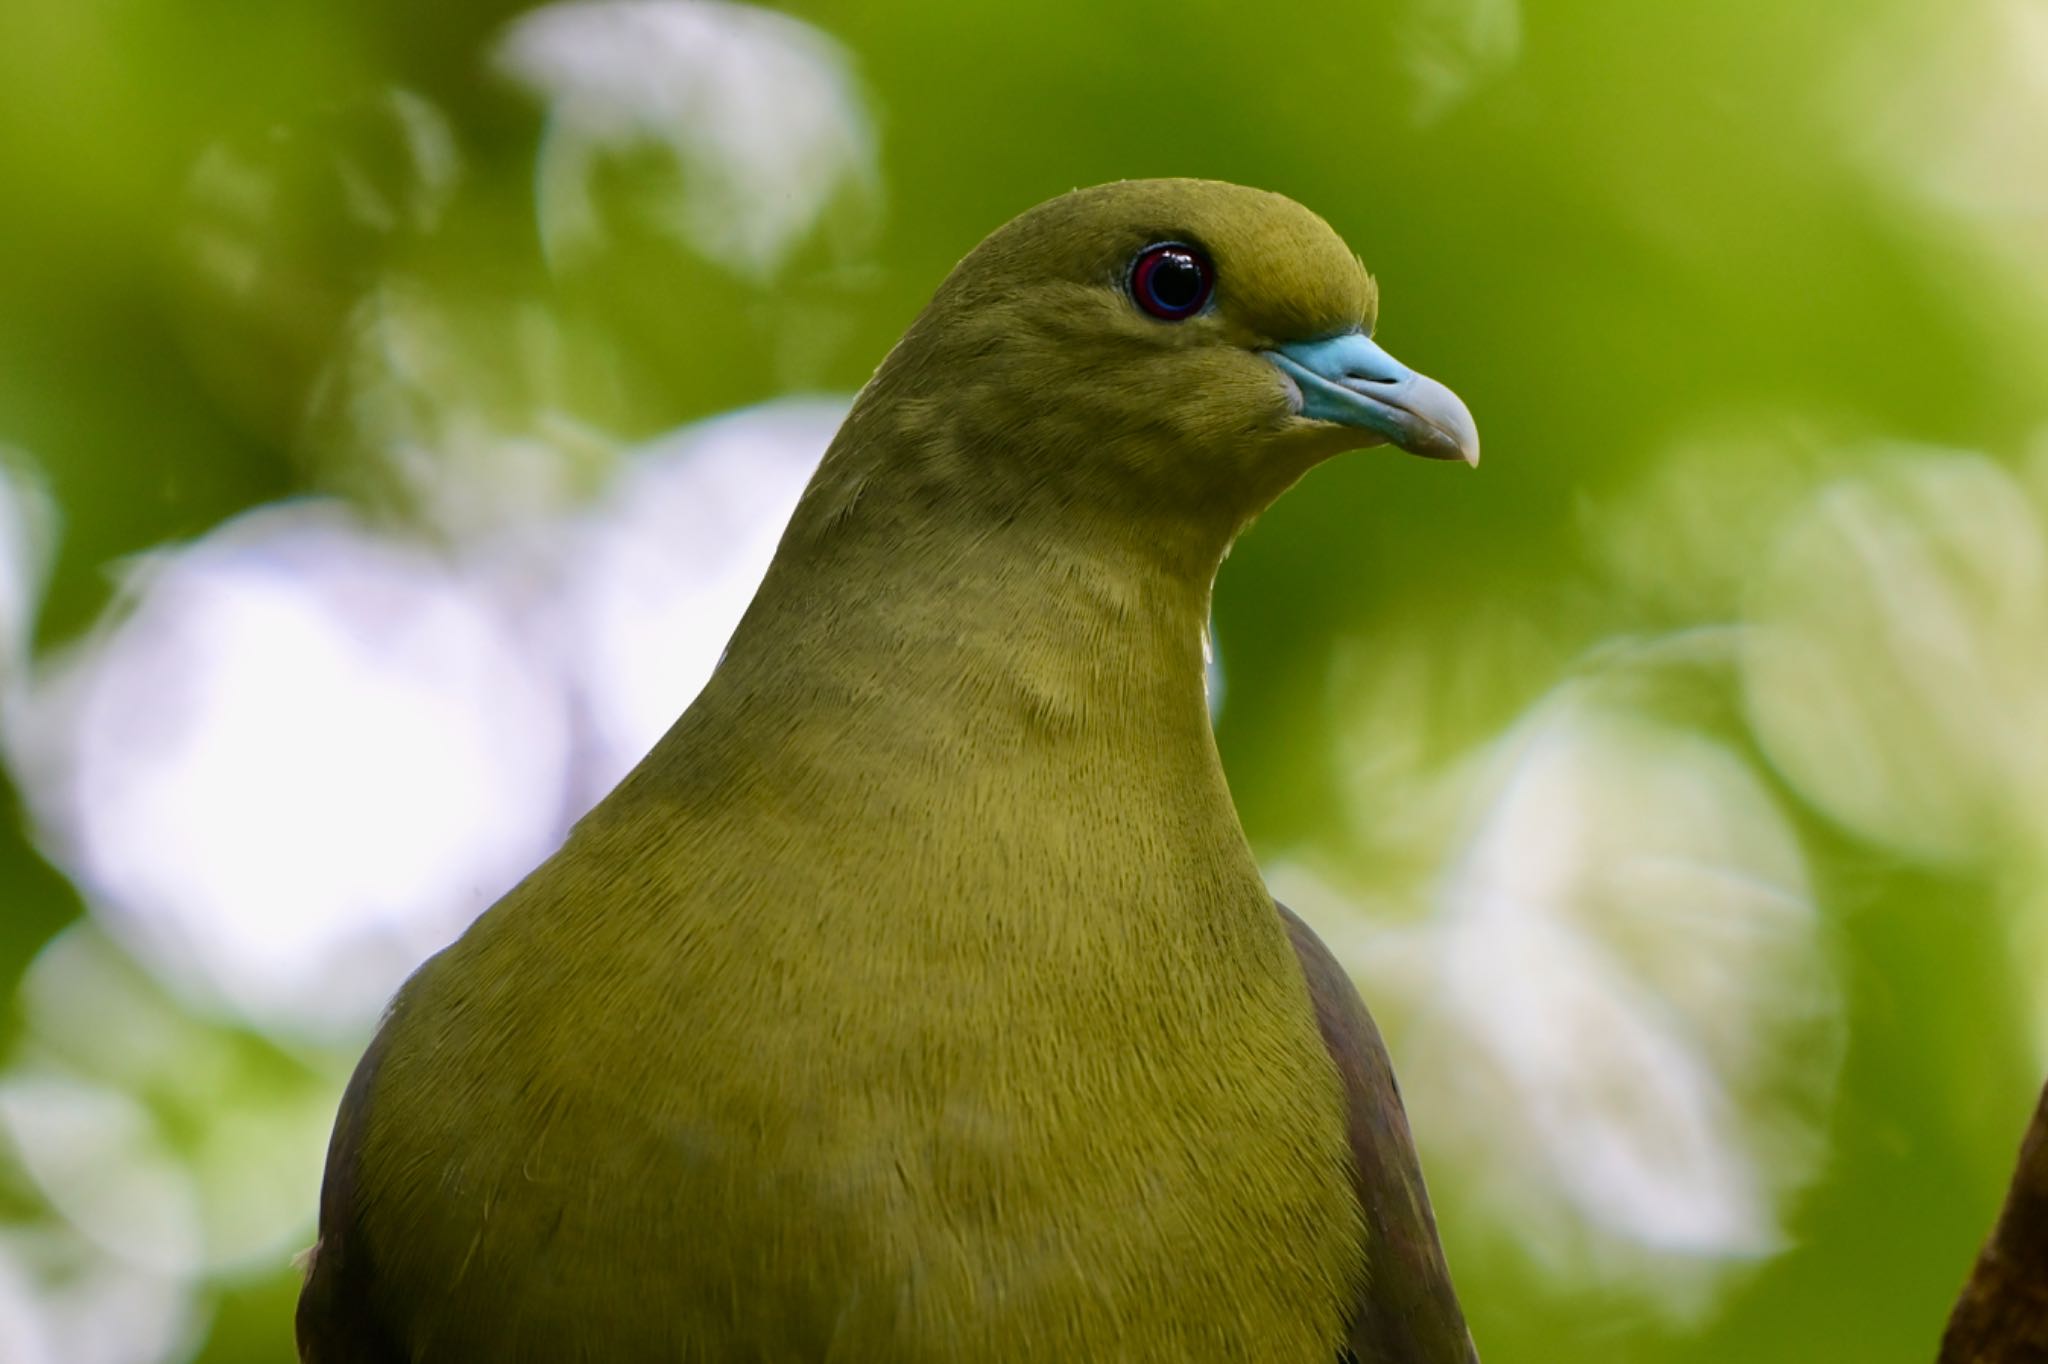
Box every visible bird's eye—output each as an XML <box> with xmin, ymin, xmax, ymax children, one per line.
<box><xmin>1128</xmin><ymin>242</ymin><xmax>1213</xmax><ymax>321</ymax></box>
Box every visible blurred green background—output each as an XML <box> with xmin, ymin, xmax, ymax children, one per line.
<box><xmin>3</xmin><ymin>0</ymin><xmax>2046</xmax><ymax>1359</ymax></box>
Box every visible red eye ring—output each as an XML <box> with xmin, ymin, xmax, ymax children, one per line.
<box><xmin>1129</xmin><ymin>242</ymin><xmax>1213</xmax><ymax>320</ymax></box>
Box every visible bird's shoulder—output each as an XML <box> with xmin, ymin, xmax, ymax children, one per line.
<box><xmin>292</xmin><ymin>842</ymin><xmax>607</xmax><ymax>1363</ymax></box>
<box><xmin>296</xmin><ymin>1013</ymin><xmax>407</xmax><ymax>1364</ymax></box>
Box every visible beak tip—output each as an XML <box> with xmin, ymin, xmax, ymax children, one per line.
<box><xmin>1409</xmin><ymin>403</ymin><xmax>1480</xmax><ymax>468</ymax></box>
<box><xmin>1424</xmin><ymin>432</ymin><xmax>1481</xmax><ymax>468</ymax></box>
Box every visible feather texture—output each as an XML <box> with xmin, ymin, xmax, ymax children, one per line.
<box><xmin>299</xmin><ymin>179</ymin><xmax>1477</xmax><ymax>1363</ymax></box>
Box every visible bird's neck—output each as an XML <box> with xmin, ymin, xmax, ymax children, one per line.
<box><xmin>713</xmin><ymin>508</ymin><xmax>1223</xmax><ymax>775</ymax></box>
<box><xmin>632</xmin><ymin>499</ymin><xmax>1251</xmax><ymax>892</ymax></box>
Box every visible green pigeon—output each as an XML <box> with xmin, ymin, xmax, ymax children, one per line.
<box><xmin>298</xmin><ymin>177</ymin><xmax>1482</xmax><ymax>1363</ymax></box>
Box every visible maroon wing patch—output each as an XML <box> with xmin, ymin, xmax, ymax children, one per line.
<box><xmin>1278</xmin><ymin>901</ymin><xmax>1479</xmax><ymax>1364</ymax></box>
<box><xmin>296</xmin><ymin>1022</ymin><xmax>410</xmax><ymax>1364</ymax></box>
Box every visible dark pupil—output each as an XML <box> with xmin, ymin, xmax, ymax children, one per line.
<box><xmin>1149</xmin><ymin>252</ymin><xmax>1203</xmax><ymax>310</ymax></box>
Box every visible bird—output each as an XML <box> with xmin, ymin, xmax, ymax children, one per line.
<box><xmin>297</xmin><ymin>177</ymin><xmax>1482</xmax><ymax>1364</ymax></box>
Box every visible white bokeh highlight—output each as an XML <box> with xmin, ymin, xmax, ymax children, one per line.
<box><xmin>542</xmin><ymin>398</ymin><xmax>845</xmax><ymax>799</ymax></box>
<box><xmin>0</xmin><ymin>1077</ymin><xmax>203</xmax><ymax>1277</ymax></box>
<box><xmin>0</xmin><ymin>923</ymin><xmax>341</xmax><ymax>1361</ymax></box>
<box><xmin>312</xmin><ymin>283</ymin><xmax>624</xmax><ymax>538</ymax></box>
<box><xmin>1276</xmin><ymin>685</ymin><xmax>1839</xmax><ymax>1310</ymax></box>
<box><xmin>5</xmin><ymin>401</ymin><xmax>837</xmax><ymax>1039</ymax></box>
<box><xmin>183</xmin><ymin>86</ymin><xmax>461</xmax><ymax>303</ymax></box>
<box><xmin>1436</xmin><ymin>700</ymin><xmax>1822</xmax><ymax>1250</ymax></box>
<box><xmin>1742</xmin><ymin>449</ymin><xmax>2048</xmax><ymax>865</ymax></box>
<box><xmin>1836</xmin><ymin>0</ymin><xmax>2048</xmax><ymax>300</ymax></box>
<box><xmin>0</xmin><ymin>1227</ymin><xmax>196</xmax><ymax>1364</ymax></box>
<box><xmin>496</xmin><ymin>0</ymin><xmax>878</xmax><ymax>277</ymax></box>
<box><xmin>9</xmin><ymin>504</ymin><xmax>572</xmax><ymax>1036</ymax></box>
<box><xmin>11</xmin><ymin>925</ymin><xmax>341</xmax><ymax>1274</ymax></box>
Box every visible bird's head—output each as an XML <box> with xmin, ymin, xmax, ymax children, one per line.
<box><xmin>811</xmin><ymin>178</ymin><xmax>1478</xmax><ymax>571</ymax></box>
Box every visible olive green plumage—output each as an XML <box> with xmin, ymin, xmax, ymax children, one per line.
<box><xmin>299</xmin><ymin>179</ymin><xmax>1479</xmax><ymax>1363</ymax></box>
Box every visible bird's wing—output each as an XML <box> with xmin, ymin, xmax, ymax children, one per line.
<box><xmin>1276</xmin><ymin>901</ymin><xmax>1480</xmax><ymax>1364</ymax></box>
<box><xmin>296</xmin><ymin>1021</ymin><xmax>410</xmax><ymax>1364</ymax></box>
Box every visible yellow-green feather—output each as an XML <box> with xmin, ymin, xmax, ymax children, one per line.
<box><xmin>329</xmin><ymin>181</ymin><xmax>1405</xmax><ymax>1362</ymax></box>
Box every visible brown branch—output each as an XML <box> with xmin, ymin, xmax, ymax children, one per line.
<box><xmin>1941</xmin><ymin>1077</ymin><xmax>2048</xmax><ymax>1363</ymax></box>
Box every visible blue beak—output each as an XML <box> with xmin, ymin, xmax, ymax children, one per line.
<box><xmin>1265</xmin><ymin>332</ymin><xmax>1480</xmax><ymax>466</ymax></box>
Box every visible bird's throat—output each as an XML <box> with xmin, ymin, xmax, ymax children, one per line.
<box><xmin>636</xmin><ymin>509</ymin><xmax>1255</xmax><ymax>926</ymax></box>
<box><xmin>719</xmin><ymin>520</ymin><xmax>1221</xmax><ymax>779</ymax></box>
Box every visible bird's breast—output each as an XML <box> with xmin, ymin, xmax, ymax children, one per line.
<box><xmin>361</xmin><ymin>835</ymin><xmax>1366</xmax><ymax>1361</ymax></box>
